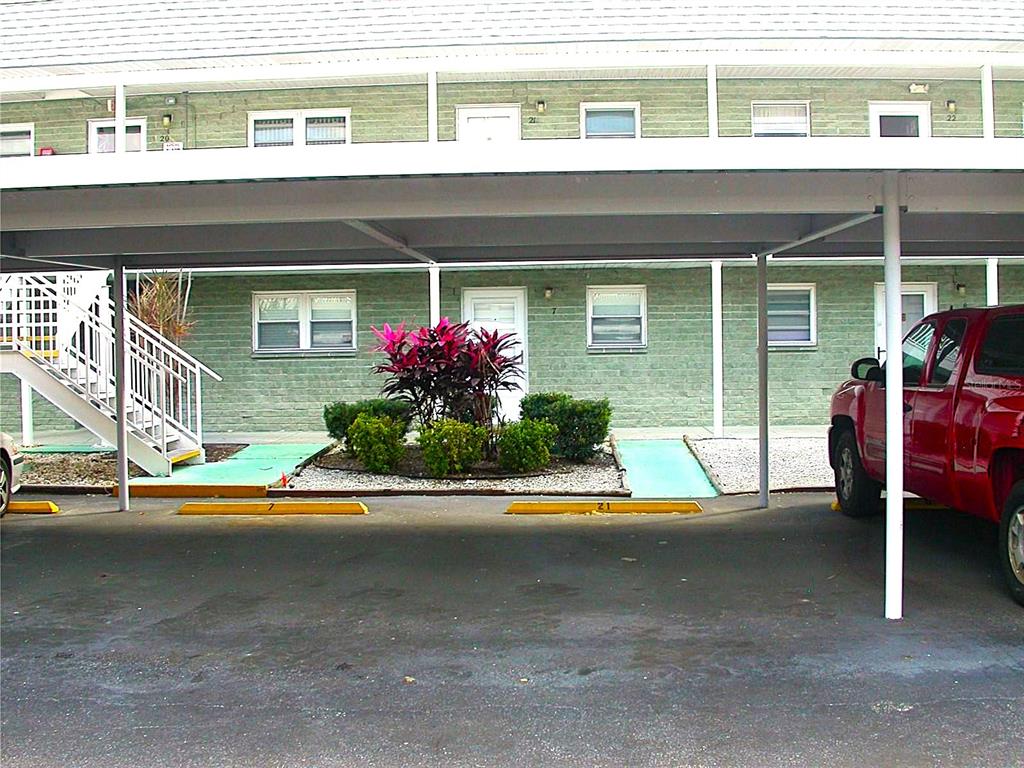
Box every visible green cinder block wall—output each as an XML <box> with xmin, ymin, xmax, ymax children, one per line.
<box><xmin>437</xmin><ymin>79</ymin><xmax>709</xmax><ymax>139</ymax></box>
<box><xmin>994</xmin><ymin>80</ymin><xmax>1024</xmax><ymax>138</ymax></box>
<box><xmin>717</xmin><ymin>78</ymin><xmax>984</xmax><ymax>137</ymax></box>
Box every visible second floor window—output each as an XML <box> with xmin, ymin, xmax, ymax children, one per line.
<box><xmin>581</xmin><ymin>103</ymin><xmax>640</xmax><ymax>139</ymax></box>
<box><xmin>751</xmin><ymin>102</ymin><xmax>810</xmax><ymax>137</ymax></box>
<box><xmin>249</xmin><ymin>109</ymin><xmax>351</xmax><ymax>148</ymax></box>
<box><xmin>869</xmin><ymin>101</ymin><xmax>932</xmax><ymax>138</ymax></box>
<box><xmin>0</xmin><ymin>124</ymin><xmax>34</xmax><ymax>157</ymax></box>
<box><xmin>88</xmin><ymin>118</ymin><xmax>146</xmax><ymax>153</ymax></box>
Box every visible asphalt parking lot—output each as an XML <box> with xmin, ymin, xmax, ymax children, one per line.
<box><xmin>2</xmin><ymin>492</ymin><xmax>1022</xmax><ymax>768</ymax></box>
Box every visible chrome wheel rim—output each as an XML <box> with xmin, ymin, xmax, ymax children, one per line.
<box><xmin>1009</xmin><ymin>506</ymin><xmax>1024</xmax><ymax>587</ymax></box>
<box><xmin>0</xmin><ymin>463</ymin><xmax>8</xmax><ymax>510</ymax></box>
<box><xmin>838</xmin><ymin>447</ymin><xmax>854</xmax><ymax>500</ymax></box>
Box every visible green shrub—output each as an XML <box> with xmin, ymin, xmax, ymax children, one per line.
<box><xmin>324</xmin><ymin>399</ymin><xmax>412</xmax><ymax>452</ymax></box>
<box><xmin>348</xmin><ymin>413</ymin><xmax>406</xmax><ymax>473</ymax></box>
<box><xmin>417</xmin><ymin>419</ymin><xmax>487</xmax><ymax>477</ymax></box>
<box><xmin>520</xmin><ymin>392</ymin><xmax>611</xmax><ymax>461</ymax></box>
<box><xmin>498</xmin><ymin>419</ymin><xmax>558</xmax><ymax>473</ymax></box>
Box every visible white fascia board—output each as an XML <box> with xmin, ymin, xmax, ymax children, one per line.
<box><xmin>2</xmin><ymin>137</ymin><xmax>1021</xmax><ymax>193</ymax></box>
<box><xmin>2</xmin><ymin>41</ymin><xmax>1023</xmax><ymax>94</ymax></box>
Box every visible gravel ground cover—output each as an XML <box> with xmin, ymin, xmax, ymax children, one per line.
<box><xmin>292</xmin><ymin>446</ymin><xmax>626</xmax><ymax>494</ymax></box>
<box><xmin>687</xmin><ymin>436</ymin><xmax>834</xmax><ymax>494</ymax></box>
<box><xmin>20</xmin><ymin>444</ymin><xmax>247</xmax><ymax>486</ymax></box>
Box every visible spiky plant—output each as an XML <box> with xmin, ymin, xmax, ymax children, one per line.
<box><xmin>129</xmin><ymin>272</ymin><xmax>195</xmax><ymax>344</ymax></box>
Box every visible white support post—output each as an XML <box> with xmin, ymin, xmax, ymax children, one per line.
<box><xmin>427</xmin><ymin>71</ymin><xmax>438</xmax><ymax>143</ymax></box>
<box><xmin>113</xmin><ymin>258</ymin><xmax>130</xmax><ymax>511</ymax></box>
<box><xmin>883</xmin><ymin>171</ymin><xmax>904</xmax><ymax>621</ymax></box>
<box><xmin>114</xmin><ymin>83</ymin><xmax>127</xmax><ymax>154</ymax></box>
<box><xmin>711</xmin><ymin>260</ymin><xmax>724</xmax><ymax>436</ymax></box>
<box><xmin>428</xmin><ymin>265</ymin><xmax>441</xmax><ymax>325</ymax></box>
<box><xmin>20</xmin><ymin>380</ymin><xmax>34</xmax><ymax>445</ymax></box>
<box><xmin>986</xmin><ymin>257</ymin><xmax>999</xmax><ymax>306</ymax></box>
<box><xmin>706</xmin><ymin>64</ymin><xmax>719</xmax><ymax>139</ymax></box>
<box><xmin>756</xmin><ymin>253</ymin><xmax>769</xmax><ymax>508</ymax></box>
<box><xmin>981</xmin><ymin>64</ymin><xmax>995</xmax><ymax>141</ymax></box>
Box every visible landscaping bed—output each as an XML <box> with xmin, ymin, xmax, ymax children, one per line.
<box><xmin>686</xmin><ymin>436</ymin><xmax>833</xmax><ymax>494</ymax></box>
<box><xmin>20</xmin><ymin>443</ymin><xmax>247</xmax><ymax>487</ymax></box>
<box><xmin>292</xmin><ymin>444</ymin><xmax>626</xmax><ymax>494</ymax></box>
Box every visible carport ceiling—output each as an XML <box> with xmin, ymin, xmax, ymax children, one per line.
<box><xmin>3</xmin><ymin>212</ymin><xmax>1023</xmax><ymax>272</ymax></box>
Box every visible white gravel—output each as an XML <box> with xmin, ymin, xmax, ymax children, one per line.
<box><xmin>291</xmin><ymin>453</ymin><xmax>626</xmax><ymax>495</ymax></box>
<box><xmin>687</xmin><ymin>437</ymin><xmax>834</xmax><ymax>494</ymax></box>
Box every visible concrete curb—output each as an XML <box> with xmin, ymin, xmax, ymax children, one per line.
<box><xmin>682</xmin><ymin>434</ymin><xmax>726</xmax><ymax>495</ymax></box>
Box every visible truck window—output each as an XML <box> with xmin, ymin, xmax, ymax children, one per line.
<box><xmin>902</xmin><ymin>321</ymin><xmax>936</xmax><ymax>385</ymax></box>
<box><xmin>928</xmin><ymin>318</ymin><xmax>967</xmax><ymax>386</ymax></box>
<box><xmin>976</xmin><ymin>315</ymin><xmax>1024</xmax><ymax>376</ymax></box>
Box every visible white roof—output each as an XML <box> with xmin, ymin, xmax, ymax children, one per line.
<box><xmin>2</xmin><ymin>0</ymin><xmax>1023</xmax><ymax>75</ymax></box>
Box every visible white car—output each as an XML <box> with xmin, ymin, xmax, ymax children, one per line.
<box><xmin>1</xmin><ymin>432</ymin><xmax>24</xmax><ymax>515</ymax></box>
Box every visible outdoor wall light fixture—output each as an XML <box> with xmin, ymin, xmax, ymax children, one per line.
<box><xmin>544</xmin><ymin>287</ymin><xmax>554</xmax><ymax>299</ymax></box>
<box><xmin>908</xmin><ymin>83</ymin><xmax>930</xmax><ymax>94</ymax></box>
<box><xmin>956</xmin><ymin>282</ymin><xmax>967</xmax><ymax>296</ymax></box>
<box><xmin>164</xmin><ymin>96</ymin><xmax>177</xmax><ymax>106</ymax></box>
<box><xmin>535</xmin><ymin>100</ymin><xmax>547</xmax><ymax>114</ymax></box>
<box><xmin>946</xmin><ymin>100</ymin><xmax>957</xmax><ymax>114</ymax></box>
<box><xmin>162</xmin><ymin>114</ymin><xmax>173</xmax><ymax>127</ymax></box>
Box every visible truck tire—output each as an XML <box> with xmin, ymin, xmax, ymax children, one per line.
<box><xmin>998</xmin><ymin>480</ymin><xmax>1024</xmax><ymax>607</ymax></box>
<box><xmin>834</xmin><ymin>429</ymin><xmax>882</xmax><ymax>518</ymax></box>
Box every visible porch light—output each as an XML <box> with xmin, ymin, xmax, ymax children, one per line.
<box><xmin>535</xmin><ymin>100</ymin><xmax>546</xmax><ymax>114</ymax></box>
<box><xmin>544</xmin><ymin>287</ymin><xmax>554</xmax><ymax>299</ymax></box>
<box><xmin>162</xmin><ymin>114</ymin><xmax>173</xmax><ymax>127</ymax></box>
<box><xmin>946</xmin><ymin>100</ymin><xmax>957</xmax><ymax>115</ymax></box>
<box><xmin>956</xmin><ymin>282</ymin><xmax>967</xmax><ymax>296</ymax></box>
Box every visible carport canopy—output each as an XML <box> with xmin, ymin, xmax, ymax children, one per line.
<box><xmin>3</xmin><ymin>166</ymin><xmax>1024</xmax><ymax>622</ymax></box>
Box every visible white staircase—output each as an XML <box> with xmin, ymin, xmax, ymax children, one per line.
<box><xmin>0</xmin><ymin>273</ymin><xmax>221</xmax><ymax>476</ymax></box>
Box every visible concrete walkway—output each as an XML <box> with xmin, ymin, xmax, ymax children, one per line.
<box><xmin>2</xmin><ymin>492</ymin><xmax>1020</xmax><ymax>768</ymax></box>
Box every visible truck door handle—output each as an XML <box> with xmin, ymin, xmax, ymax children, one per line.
<box><xmin>903</xmin><ymin>402</ymin><xmax>912</xmax><ymax>413</ymax></box>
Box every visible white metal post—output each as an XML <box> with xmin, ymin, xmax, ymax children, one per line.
<box><xmin>706</xmin><ymin>64</ymin><xmax>719</xmax><ymax>139</ymax></box>
<box><xmin>113</xmin><ymin>258</ymin><xmax>130</xmax><ymax>511</ymax></box>
<box><xmin>986</xmin><ymin>257</ymin><xmax>1000</xmax><ymax>306</ymax></box>
<box><xmin>427</xmin><ymin>71</ymin><xmax>438</xmax><ymax>143</ymax></box>
<box><xmin>711</xmin><ymin>260</ymin><xmax>724</xmax><ymax>436</ymax></box>
<box><xmin>114</xmin><ymin>83</ymin><xmax>127</xmax><ymax>154</ymax></box>
<box><xmin>20</xmin><ymin>380</ymin><xmax>34</xmax><ymax>445</ymax></box>
<box><xmin>428</xmin><ymin>265</ymin><xmax>441</xmax><ymax>325</ymax></box>
<box><xmin>883</xmin><ymin>171</ymin><xmax>904</xmax><ymax>620</ymax></box>
<box><xmin>756</xmin><ymin>253</ymin><xmax>769</xmax><ymax>508</ymax></box>
<box><xmin>981</xmin><ymin>64</ymin><xmax>995</xmax><ymax>141</ymax></box>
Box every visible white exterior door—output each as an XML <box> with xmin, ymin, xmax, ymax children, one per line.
<box><xmin>873</xmin><ymin>282</ymin><xmax>938</xmax><ymax>362</ymax></box>
<box><xmin>456</xmin><ymin>106</ymin><xmax>521</xmax><ymax>143</ymax></box>
<box><xmin>462</xmin><ymin>287</ymin><xmax>528</xmax><ymax>420</ymax></box>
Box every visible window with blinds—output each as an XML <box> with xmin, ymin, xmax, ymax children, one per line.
<box><xmin>253</xmin><ymin>291</ymin><xmax>356</xmax><ymax>352</ymax></box>
<box><xmin>587</xmin><ymin>286</ymin><xmax>647</xmax><ymax>348</ymax></box>
<box><xmin>0</xmin><ymin>124</ymin><xmax>33</xmax><ymax>157</ymax></box>
<box><xmin>767</xmin><ymin>285</ymin><xmax>817</xmax><ymax>346</ymax></box>
<box><xmin>249</xmin><ymin>110</ymin><xmax>351</xmax><ymax>148</ymax></box>
<box><xmin>751</xmin><ymin>102</ymin><xmax>810</xmax><ymax>137</ymax></box>
<box><xmin>89</xmin><ymin>119</ymin><xmax>146</xmax><ymax>153</ymax></box>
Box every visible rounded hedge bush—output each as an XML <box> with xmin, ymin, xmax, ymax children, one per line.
<box><xmin>348</xmin><ymin>413</ymin><xmax>406</xmax><ymax>473</ymax></box>
<box><xmin>497</xmin><ymin>418</ymin><xmax>558</xmax><ymax>473</ymax></box>
<box><xmin>323</xmin><ymin>399</ymin><xmax>412</xmax><ymax>454</ymax></box>
<box><xmin>520</xmin><ymin>392</ymin><xmax>611</xmax><ymax>461</ymax></box>
<box><xmin>417</xmin><ymin>419</ymin><xmax>487</xmax><ymax>477</ymax></box>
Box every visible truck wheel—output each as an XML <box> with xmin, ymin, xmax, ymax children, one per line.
<box><xmin>834</xmin><ymin>430</ymin><xmax>881</xmax><ymax>518</ymax></box>
<box><xmin>998</xmin><ymin>480</ymin><xmax>1024</xmax><ymax>607</ymax></box>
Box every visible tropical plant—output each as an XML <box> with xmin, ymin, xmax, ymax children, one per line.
<box><xmin>128</xmin><ymin>272</ymin><xmax>195</xmax><ymax>344</ymax></box>
<box><xmin>497</xmin><ymin>418</ymin><xmax>558</xmax><ymax>473</ymax></box>
<box><xmin>417</xmin><ymin>419</ymin><xmax>487</xmax><ymax>477</ymax></box>
<box><xmin>347</xmin><ymin>413</ymin><xmax>406</xmax><ymax>473</ymax></box>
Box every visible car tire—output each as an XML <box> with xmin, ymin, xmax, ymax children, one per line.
<box><xmin>998</xmin><ymin>480</ymin><xmax>1024</xmax><ymax>607</ymax></box>
<box><xmin>0</xmin><ymin>455</ymin><xmax>10</xmax><ymax>517</ymax></box>
<box><xmin>834</xmin><ymin>429</ymin><xmax>882</xmax><ymax>518</ymax></box>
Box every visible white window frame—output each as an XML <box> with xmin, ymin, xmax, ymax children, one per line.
<box><xmin>868</xmin><ymin>101</ymin><xmax>932</xmax><ymax>138</ymax></box>
<box><xmin>455</xmin><ymin>104</ymin><xmax>522</xmax><ymax>141</ymax></box>
<box><xmin>248</xmin><ymin>108</ymin><xmax>353</xmax><ymax>148</ymax></box>
<box><xmin>767</xmin><ymin>283</ymin><xmax>817</xmax><ymax>348</ymax></box>
<box><xmin>87</xmin><ymin>117</ymin><xmax>147</xmax><ymax>153</ymax></box>
<box><xmin>750</xmin><ymin>101</ymin><xmax>811</xmax><ymax>137</ymax></box>
<box><xmin>0</xmin><ymin>122</ymin><xmax>34</xmax><ymax>157</ymax></box>
<box><xmin>251</xmin><ymin>290</ymin><xmax>357</xmax><ymax>354</ymax></box>
<box><xmin>586</xmin><ymin>285</ymin><xmax>648</xmax><ymax>350</ymax></box>
<box><xmin>580</xmin><ymin>102</ymin><xmax>641</xmax><ymax>140</ymax></box>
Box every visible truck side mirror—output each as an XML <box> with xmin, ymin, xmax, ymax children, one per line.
<box><xmin>851</xmin><ymin>357</ymin><xmax>883</xmax><ymax>382</ymax></box>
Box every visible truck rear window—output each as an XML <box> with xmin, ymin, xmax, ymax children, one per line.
<box><xmin>976</xmin><ymin>315</ymin><xmax>1024</xmax><ymax>376</ymax></box>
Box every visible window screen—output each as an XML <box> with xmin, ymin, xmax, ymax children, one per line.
<box><xmin>256</xmin><ymin>296</ymin><xmax>301</xmax><ymax>349</ymax></box>
<box><xmin>309</xmin><ymin>294</ymin><xmax>354</xmax><ymax>348</ymax></box>
<box><xmin>752</xmin><ymin>103</ymin><xmax>809</xmax><ymax>137</ymax></box>
<box><xmin>767</xmin><ymin>287</ymin><xmax>814</xmax><ymax>344</ymax></box>
<box><xmin>588</xmin><ymin>287</ymin><xmax>645</xmax><ymax>347</ymax></box>
<box><xmin>584</xmin><ymin>108</ymin><xmax>637</xmax><ymax>138</ymax></box>
<box><xmin>976</xmin><ymin>315</ymin><xmax>1024</xmax><ymax>376</ymax></box>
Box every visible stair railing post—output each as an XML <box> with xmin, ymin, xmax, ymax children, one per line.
<box><xmin>114</xmin><ymin>258</ymin><xmax>130</xmax><ymax>511</ymax></box>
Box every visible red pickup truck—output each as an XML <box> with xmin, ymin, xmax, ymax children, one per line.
<box><xmin>829</xmin><ymin>305</ymin><xmax>1024</xmax><ymax>605</ymax></box>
